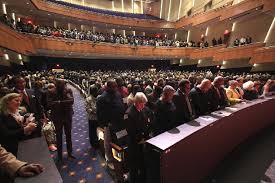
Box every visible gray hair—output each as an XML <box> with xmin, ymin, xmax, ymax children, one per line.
<box><xmin>243</xmin><ymin>81</ymin><xmax>254</xmax><ymax>90</ymax></box>
<box><xmin>134</xmin><ymin>92</ymin><xmax>148</xmax><ymax>103</ymax></box>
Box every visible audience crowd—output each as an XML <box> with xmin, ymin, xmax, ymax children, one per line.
<box><xmin>0</xmin><ymin>13</ymin><xmax>254</xmax><ymax>49</ymax></box>
<box><xmin>234</xmin><ymin>36</ymin><xmax>252</xmax><ymax>46</ymax></box>
<box><xmin>0</xmin><ymin>69</ymin><xmax>274</xmax><ymax>183</ymax></box>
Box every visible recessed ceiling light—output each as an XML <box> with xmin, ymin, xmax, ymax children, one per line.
<box><xmin>26</xmin><ymin>2</ymin><xmax>29</xmax><ymax>5</ymax></box>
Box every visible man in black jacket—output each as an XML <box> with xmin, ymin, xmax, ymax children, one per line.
<box><xmin>173</xmin><ymin>79</ymin><xmax>195</xmax><ymax>124</ymax></box>
<box><xmin>208</xmin><ymin>76</ymin><xmax>229</xmax><ymax>111</ymax></box>
<box><xmin>96</xmin><ymin>79</ymin><xmax>125</xmax><ymax>167</ymax></box>
<box><xmin>189</xmin><ymin>79</ymin><xmax>212</xmax><ymax>116</ymax></box>
<box><xmin>13</xmin><ymin>76</ymin><xmax>44</xmax><ymax>137</ymax></box>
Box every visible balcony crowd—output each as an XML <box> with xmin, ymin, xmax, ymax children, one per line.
<box><xmin>1</xmin><ymin>13</ymin><xmax>255</xmax><ymax>49</ymax></box>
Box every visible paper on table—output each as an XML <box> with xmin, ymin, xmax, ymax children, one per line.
<box><xmin>195</xmin><ymin>116</ymin><xmax>217</xmax><ymax>125</ymax></box>
<box><xmin>211</xmin><ymin>110</ymin><xmax>232</xmax><ymax>117</ymax></box>
<box><xmin>225</xmin><ymin>107</ymin><xmax>238</xmax><ymax>112</ymax></box>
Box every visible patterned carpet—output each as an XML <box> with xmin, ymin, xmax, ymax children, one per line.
<box><xmin>51</xmin><ymin>85</ymin><xmax>114</xmax><ymax>183</ymax></box>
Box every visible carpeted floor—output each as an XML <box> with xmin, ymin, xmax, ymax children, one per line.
<box><xmin>51</xmin><ymin>85</ymin><xmax>114</xmax><ymax>183</ymax></box>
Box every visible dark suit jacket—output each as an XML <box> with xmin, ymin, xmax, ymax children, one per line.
<box><xmin>208</xmin><ymin>85</ymin><xmax>229</xmax><ymax>111</ymax></box>
<box><xmin>96</xmin><ymin>91</ymin><xmax>125</xmax><ymax>127</ymax></box>
<box><xmin>46</xmin><ymin>88</ymin><xmax>74</xmax><ymax>131</ymax></box>
<box><xmin>173</xmin><ymin>89</ymin><xmax>195</xmax><ymax>123</ymax></box>
<box><xmin>189</xmin><ymin>87</ymin><xmax>211</xmax><ymax>116</ymax></box>
<box><xmin>0</xmin><ymin>114</ymin><xmax>25</xmax><ymax>156</ymax></box>
<box><xmin>13</xmin><ymin>88</ymin><xmax>43</xmax><ymax>120</ymax></box>
<box><xmin>153</xmin><ymin>99</ymin><xmax>177</xmax><ymax>135</ymax></box>
<box><xmin>124</xmin><ymin>105</ymin><xmax>149</xmax><ymax>167</ymax></box>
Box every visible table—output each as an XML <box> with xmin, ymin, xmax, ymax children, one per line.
<box><xmin>145</xmin><ymin>97</ymin><xmax>275</xmax><ymax>183</ymax></box>
<box><xmin>15</xmin><ymin>136</ymin><xmax>63</xmax><ymax>183</ymax></box>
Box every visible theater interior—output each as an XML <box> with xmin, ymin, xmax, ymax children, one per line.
<box><xmin>0</xmin><ymin>0</ymin><xmax>275</xmax><ymax>183</ymax></box>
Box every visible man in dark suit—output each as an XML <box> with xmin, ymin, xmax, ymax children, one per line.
<box><xmin>13</xmin><ymin>76</ymin><xmax>44</xmax><ymax>137</ymax></box>
<box><xmin>189</xmin><ymin>79</ymin><xmax>212</xmax><ymax>116</ymax></box>
<box><xmin>208</xmin><ymin>76</ymin><xmax>229</xmax><ymax>111</ymax></box>
<box><xmin>96</xmin><ymin>79</ymin><xmax>125</xmax><ymax>167</ymax></box>
<box><xmin>173</xmin><ymin>79</ymin><xmax>195</xmax><ymax>124</ymax></box>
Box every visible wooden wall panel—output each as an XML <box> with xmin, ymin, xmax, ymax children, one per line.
<box><xmin>250</xmin><ymin>46</ymin><xmax>275</xmax><ymax>63</ymax></box>
<box><xmin>190</xmin><ymin>45</ymin><xmax>227</xmax><ymax>59</ymax></box>
<box><xmin>0</xmin><ymin>24</ymin><xmax>34</xmax><ymax>54</ymax></box>
<box><xmin>214</xmin><ymin>42</ymin><xmax>265</xmax><ymax>61</ymax></box>
<box><xmin>29</xmin><ymin>35</ymin><xmax>195</xmax><ymax>58</ymax></box>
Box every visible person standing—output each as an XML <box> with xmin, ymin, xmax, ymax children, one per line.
<box><xmin>124</xmin><ymin>92</ymin><xmax>150</xmax><ymax>183</ymax></box>
<box><xmin>154</xmin><ymin>85</ymin><xmax>177</xmax><ymax>135</ymax></box>
<box><xmin>96</xmin><ymin>79</ymin><xmax>125</xmax><ymax>167</ymax></box>
<box><xmin>86</xmin><ymin>85</ymin><xmax>99</xmax><ymax>148</ymax></box>
<box><xmin>189</xmin><ymin>79</ymin><xmax>212</xmax><ymax>116</ymax></box>
<box><xmin>173</xmin><ymin>79</ymin><xmax>195</xmax><ymax>123</ymax></box>
<box><xmin>12</xmin><ymin>76</ymin><xmax>45</xmax><ymax>138</ymax></box>
<box><xmin>47</xmin><ymin>79</ymin><xmax>75</xmax><ymax>161</ymax></box>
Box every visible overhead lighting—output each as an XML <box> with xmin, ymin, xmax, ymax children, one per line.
<box><xmin>18</xmin><ymin>54</ymin><xmax>22</xmax><ymax>60</ymax></box>
<box><xmin>177</xmin><ymin>0</ymin><xmax>182</xmax><ymax>20</ymax></box>
<box><xmin>12</xmin><ymin>13</ymin><xmax>16</xmax><ymax>20</ymax></box>
<box><xmin>167</xmin><ymin>0</ymin><xmax>172</xmax><ymax>21</ymax></box>
<box><xmin>231</xmin><ymin>22</ymin><xmax>236</xmax><ymax>32</ymax></box>
<box><xmin>198</xmin><ymin>59</ymin><xmax>202</xmax><ymax>64</ymax></box>
<box><xmin>112</xmin><ymin>1</ymin><xmax>115</xmax><ymax>11</ymax></box>
<box><xmin>141</xmin><ymin>0</ymin><xmax>143</xmax><ymax>14</ymax></box>
<box><xmin>160</xmin><ymin>0</ymin><xmax>163</xmax><ymax>19</ymax></box>
<box><xmin>2</xmin><ymin>3</ymin><xmax>7</xmax><ymax>14</ymax></box>
<box><xmin>4</xmin><ymin>54</ymin><xmax>9</xmax><ymax>60</ymax></box>
<box><xmin>223</xmin><ymin>61</ymin><xmax>226</xmax><ymax>65</ymax></box>
<box><xmin>253</xmin><ymin>63</ymin><xmax>257</xmax><ymax>67</ymax></box>
<box><xmin>132</xmin><ymin>0</ymin><xmax>134</xmax><ymax>13</ymax></box>
<box><xmin>187</xmin><ymin>30</ymin><xmax>190</xmax><ymax>42</ymax></box>
<box><xmin>264</xmin><ymin>17</ymin><xmax>275</xmax><ymax>43</ymax></box>
<box><xmin>121</xmin><ymin>0</ymin><xmax>125</xmax><ymax>12</ymax></box>
<box><xmin>205</xmin><ymin>27</ymin><xmax>209</xmax><ymax>36</ymax></box>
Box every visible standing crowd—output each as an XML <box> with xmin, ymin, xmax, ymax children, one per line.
<box><xmin>0</xmin><ymin>70</ymin><xmax>274</xmax><ymax>183</ymax></box>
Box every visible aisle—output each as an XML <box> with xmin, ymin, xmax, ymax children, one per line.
<box><xmin>53</xmin><ymin>85</ymin><xmax>114</xmax><ymax>183</ymax></box>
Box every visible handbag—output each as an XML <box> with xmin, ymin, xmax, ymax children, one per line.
<box><xmin>42</xmin><ymin>121</ymin><xmax>56</xmax><ymax>144</ymax></box>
